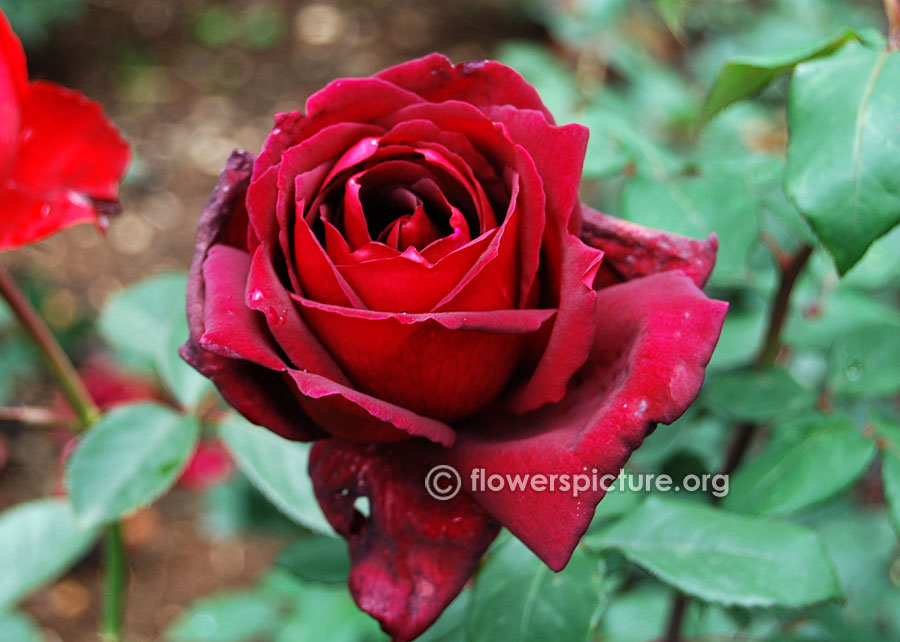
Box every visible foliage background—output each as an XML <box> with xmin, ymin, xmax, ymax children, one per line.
<box><xmin>0</xmin><ymin>0</ymin><xmax>899</xmax><ymax>641</ymax></box>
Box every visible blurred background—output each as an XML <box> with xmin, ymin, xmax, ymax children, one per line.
<box><xmin>1</xmin><ymin>1</ymin><xmax>897</xmax><ymax>641</ymax></box>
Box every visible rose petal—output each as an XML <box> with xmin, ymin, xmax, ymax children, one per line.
<box><xmin>0</xmin><ymin>82</ymin><xmax>129</xmax><ymax>251</ymax></box>
<box><xmin>486</xmin><ymin>105</ymin><xmax>587</xmax><ymax>234</ymax></box>
<box><xmin>12</xmin><ymin>82</ymin><xmax>129</xmax><ymax>200</ymax></box>
<box><xmin>181</xmin><ymin>151</ymin><xmax>323</xmax><ymax>441</ymax></box>
<box><xmin>246</xmin><ymin>245</ymin><xmax>350</xmax><ymax>383</ymax></box>
<box><xmin>450</xmin><ymin>272</ymin><xmax>728</xmax><ymax>570</ymax></box>
<box><xmin>336</xmin><ymin>231</ymin><xmax>498</xmax><ymax>313</ymax></box>
<box><xmin>0</xmin><ymin>12</ymin><xmax>27</xmax><ymax>105</ymax></box>
<box><xmin>580</xmin><ymin>205</ymin><xmax>719</xmax><ymax>288</ymax></box>
<box><xmin>505</xmin><ymin>230</ymin><xmax>603</xmax><ymax>413</ymax></box>
<box><xmin>253</xmin><ymin>78</ymin><xmax>424</xmax><ymax>180</ymax></box>
<box><xmin>310</xmin><ymin>438</ymin><xmax>499</xmax><ymax>642</ymax></box>
<box><xmin>375</xmin><ymin>53</ymin><xmax>555</xmax><ymax>124</ymax></box>
<box><xmin>0</xmin><ymin>12</ymin><xmax>24</xmax><ymax>180</ymax></box>
<box><xmin>293</xmin><ymin>294</ymin><xmax>557</xmax><ymax>421</ymax></box>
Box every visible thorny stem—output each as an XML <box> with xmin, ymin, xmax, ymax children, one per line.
<box><xmin>0</xmin><ymin>264</ymin><xmax>127</xmax><ymax>640</ymax></box>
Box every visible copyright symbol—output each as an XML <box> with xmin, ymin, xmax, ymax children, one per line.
<box><xmin>425</xmin><ymin>465</ymin><xmax>461</xmax><ymax>501</ymax></box>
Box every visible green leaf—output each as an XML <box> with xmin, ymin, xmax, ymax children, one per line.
<box><xmin>0</xmin><ymin>611</ymin><xmax>42</xmax><ymax>642</ymax></box>
<box><xmin>723</xmin><ymin>414</ymin><xmax>876</xmax><ymax>515</ymax></box>
<box><xmin>273</xmin><ymin>583</ymin><xmax>385</xmax><ymax>642</ymax></box>
<box><xmin>653</xmin><ymin>0</ymin><xmax>692</xmax><ymax>37</ymax></box>
<box><xmin>277</xmin><ymin>535</ymin><xmax>350</xmax><ymax>584</ymax></box>
<box><xmin>619</xmin><ymin>174</ymin><xmax>759</xmax><ymax>285</ymax></box>
<box><xmin>99</xmin><ymin>273</ymin><xmax>188</xmax><ymax>372</ymax></box>
<box><xmin>784</xmin><ymin>43</ymin><xmax>900</xmax><ymax>274</ymax></box>
<box><xmin>165</xmin><ymin>590</ymin><xmax>280</xmax><ymax>642</ymax></box>
<box><xmin>703</xmin><ymin>369</ymin><xmax>816</xmax><ymax>422</ymax></box>
<box><xmin>0</xmin><ymin>499</ymin><xmax>98</xmax><ymax>610</ymax></box>
<box><xmin>66</xmin><ymin>403</ymin><xmax>200</xmax><ymax>527</ymax></box>
<box><xmin>467</xmin><ymin>538</ymin><xmax>603</xmax><ymax>642</ymax></box>
<box><xmin>416</xmin><ymin>590</ymin><xmax>469</xmax><ymax>642</ymax></box>
<box><xmin>586</xmin><ymin>496</ymin><xmax>842</xmax><ymax>608</ymax></box>
<box><xmin>156</xmin><ymin>313</ymin><xmax>213</xmax><ymax>409</ymax></box>
<box><xmin>827</xmin><ymin>323</ymin><xmax>900</xmax><ymax>398</ymax></box>
<box><xmin>874</xmin><ymin>417</ymin><xmax>900</xmax><ymax>536</ymax></box>
<box><xmin>219</xmin><ymin>414</ymin><xmax>333</xmax><ymax>536</ymax></box>
<box><xmin>700</xmin><ymin>29</ymin><xmax>859</xmax><ymax>124</ymax></box>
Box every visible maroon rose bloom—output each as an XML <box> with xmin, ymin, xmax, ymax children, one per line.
<box><xmin>181</xmin><ymin>54</ymin><xmax>727</xmax><ymax>641</ymax></box>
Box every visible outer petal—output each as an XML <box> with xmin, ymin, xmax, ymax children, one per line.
<box><xmin>581</xmin><ymin>205</ymin><xmax>718</xmax><ymax>288</ymax></box>
<box><xmin>375</xmin><ymin>53</ymin><xmax>555</xmax><ymax>124</ymax></box>
<box><xmin>0</xmin><ymin>82</ymin><xmax>130</xmax><ymax>251</ymax></box>
<box><xmin>310</xmin><ymin>438</ymin><xmax>500</xmax><ymax>642</ymax></box>
<box><xmin>180</xmin><ymin>151</ymin><xmax>323</xmax><ymax>441</ymax></box>
<box><xmin>450</xmin><ymin>272</ymin><xmax>727</xmax><ymax>570</ymax></box>
<box><xmin>0</xmin><ymin>10</ymin><xmax>25</xmax><ymax>180</ymax></box>
<box><xmin>0</xmin><ymin>11</ymin><xmax>27</xmax><ymax>104</ymax></box>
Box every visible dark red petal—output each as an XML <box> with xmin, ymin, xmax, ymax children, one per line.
<box><xmin>246</xmin><ymin>246</ymin><xmax>350</xmax><ymax>383</ymax></box>
<box><xmin>486</xmin><ymin>105</ymin><xmax>587</xmax><ymax>234</ymax></box>
<box><xmin>310</xmin><ymin>439</ymin><xmax>499</xmax><ymax>642</ymax></box>
<box><xmin>253</xmin><ymin>79</ymin><xmax>423</xmax><ymax>180</ymax></box>
<box><xmin>450</xmin><ymin>272</ymin><xmax>728</xmax><ymax>570</ymax></box>
<box><xmin>375</xmin><ymin>53</ymin><xmax>555</xmax><ymax>124</ymax></box>
<box><xmin>181</xmin><ymin>151</ymin><xmax>323</xmax><ymax>441</ymax></box>
<box><xmin>580</xmin><ymin>205</ymin><xmax>719</xmax><ymax>288</ymax></box>
<box><xmin>285</xmin><ymin>370</ymin><xmax>456</xmax><ymax>446</ymax></box>
<box><xmin>336</xmin><ymin>233</ymin><xmax>497</xmax><ymax>313</ymax></box>
<box><xmin>506</xmin><ymin>230</ymin><xmax>603</xmax><ymax>414</ymax></box>
<box><xmin>294</xmin><ymin>295</ymin><xmax>556</xmax><ymax>422</ymax></box>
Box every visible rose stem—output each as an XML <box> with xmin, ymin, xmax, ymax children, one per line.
<box><xmin>0</xmin><ymin>264</ymin><xmax>127</xmax><ymax>641</ymax></box>
<box><xmin>0</xmin><ymin>265</ymin><xmax>100</xmax><ymax>429</ymax></box>
<box><xmin>664</xmin><ymin>242</ymin><xmax>814</xmax><ymax>642</ymax></box>
<box><xmin>0</xmin><ymin>405</ymin><xmax>76</xmax><ymax>428</ymax></box>
<box><xmin>885</xmin><ymin>0</ymin><xmax>900</xmax><ymax>51</ymax></box>
<box><xmin>102</xmin><ymin>522</ymin><xmax>127</xmax><ymax>642</ymax></box>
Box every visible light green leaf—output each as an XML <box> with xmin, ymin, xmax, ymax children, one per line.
<box><xmin>703</xmin><ymin>368</ymin><xmax>816</xmax><ymax>422</ymax></box>
<box><xmin>827</xmin><ymin>323</ymin><xmax>900</xmax><ymax>397</ymax></box>
<box><xmin>66</xmin><ymin>403</ymin><xmax>200</xmax><ymax>527</ymax></box>
<box><xmin>99</xmin><ymin>273</ymin><xmax>188</xmax><ymax>372</ymax></box>
<box><xmin>467</xmin><ymin>538</ymin><xmax>603</xmax><ymax>642</ymax></box>
<box><xmin>700</xmin><ymin>29</ymin><xmax>859</xmax><ymax>124</ymax></box>
<box><xmin>723</xmin><ymin>414</ymin><xmax>876</xmax><ymax>515</ymax></box>
<box><xmin>619</xmin><ymin>174</ymin><xmax>759</xmax><ymax>285</ymax></box>
<box><xmin>273</xmin><ymin>581</ymin><xmax>385</xmax><ymax>642</ymax></box>
<box><xmin>219</xmin><ymin>414</ymin><xmax>333</xmax><ymax>536</ymax></box>
<box><xmin>0</xmin><ymin>611</ymin><xmax>42</xmax><ymax>642</ymax></box>
<box><xmin>276</xmin><ymin>535</ymin><xmax>349</xmax><ymax>584</ymax></box>
<box><xmin>0</xmin><ymin>499</ymin><xmax>98</xmax><ymax>610</ymax></box>
<box><xmin>653</xmin><ymin>0</ymin><xmax>692</xmax><ymax>37</ymax></box>
<box><xmin>785</xmin><ymin>43</ymin><xmax>900</xmax><ymax>274</ymax></box>
<box><xmin>586</xmin><ymin>496</ymin><xmax>842</xmax><ymax>608</ymax></box>
<box><xmin>157</xmin><ymin>313</ymin><xmax>213</xmax><ymax>409</ymax></box>
<box><xmin>874</xmin><ymin>418</ymin><xmax>900</xmax><ymax>536</ymax></box>
<box><xmin>165</xmin><ymin>590</ymin><xmax>280</xmax><ymax>642</ymax></box>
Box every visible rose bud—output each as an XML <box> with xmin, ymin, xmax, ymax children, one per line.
<box><xmin>0</xmin><ymin>10</ymin><xmax>130</xmax><ymax>252</ymax></box>
<box><xmin>181</xmin><ymin>54</ymin><xmax>727</xmax><ymax>641</ymax></box>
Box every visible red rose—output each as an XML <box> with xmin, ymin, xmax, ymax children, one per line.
<box><xmin>181</xmin><ymin>54</ymin><xmax>727</xmax><ymax>641</ymax></box>
<box><xmin>0</xmin><ymin>10</ymin><xmax>130</xmax><ymax>251</ymax></box>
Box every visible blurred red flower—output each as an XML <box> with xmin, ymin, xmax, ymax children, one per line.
<box><xmin>0</xmin><ymin>10</ymin><xmax>130</xmax><ymax>251</ymax></box>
